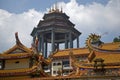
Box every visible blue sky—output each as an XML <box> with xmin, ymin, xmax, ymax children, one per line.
<box><xmin>0</xmin><ymin>0</ymin><xmax>120</xmax><ymax>52</ymax></box>
<box><xmin>0</xmin><ymin>0</ymin><xmax>108</xmax><ymax>13</ymax></box>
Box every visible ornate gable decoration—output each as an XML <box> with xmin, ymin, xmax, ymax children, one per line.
<box><xmin>3</xmin><ymin>32</ymin><xmax>32</xmax><ymax>54</ymax></box>
<box><xmin>9</xmin><ymin>48</ymin><xmax>26</xmax><ymax>54</ymax></box>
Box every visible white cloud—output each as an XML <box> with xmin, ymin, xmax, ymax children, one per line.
<box><xmin>59</xmin><ymin>0</ymin><xmax>120</xmax><ymax>45</ymax></box>
<box><xmin>0</xmin><ymin>9</ymin><xmax>44</xmax><ymax>52</ymax></box>
<box><xmin>0</xmin><ymin>0</ymin><xmax>120</xmax><ymax>52</ymax></box>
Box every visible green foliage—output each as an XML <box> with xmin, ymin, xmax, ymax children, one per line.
<box><xmin>113</xmin><ymin>36</ymin><xmax>120</xmax><ymax>42</ymax></box>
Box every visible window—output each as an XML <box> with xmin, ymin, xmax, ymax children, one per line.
<box><xmin>0</xmin><ymin>61</ymin><xmax>2</xmax><ymax>69</ymax></box>
<box><xmin>63</xmin><ymin>71</ymin><xmax>69</xmax><ymax>75</ymax></box>
<box><xmin>63</xmin><ymin>64</ymin><xmax>69</xmax><ymax>67</ymax></box>
<box><xmin>53</xmin><ymin>71</ymin><xmax>57</xmax><ymax>74</ymax></box>
<box><xmin>15</xmin><ymin>61</ymin><xmax>19</xmax><ymax>64</ymax></box>
<box><xmin>44</xmin><ymin>66</ymin><xmax>48</xmax><ymax>70</ymax></box>
<box><xmin>53</xmin><ymin>62</ymin><xmax>62</xmax><ymax>66</ymax></box>
<box><xmin>63</xmin><ymin>61</ymin><xmax>69</xmax><ymax>65</ymax></box>
<box><xmin>53</xmin><ymin>63</ymin><xmax>56</xmax><ymax>66</ymax></box>
<box><xmin>63</xmin><ymin>60</ymin><xmax>70</xmax><ymax>68</ymax></box>
<box><xmin>57</xmin><ymin>63</ymin><xmax>61</xmax><ymax>65</ymax></box>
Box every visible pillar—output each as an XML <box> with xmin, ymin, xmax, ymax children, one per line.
<box><xmin>45</xmin><ymin>41</ymin><xmax>47</xmax><ymax>58</ymax></box>
<box><xmin>77</xmin><ymin>36</ymin><xmax>79</xmax><ymax>48</ymax></box>
<box><xmin>38</xmin><ymin>36</ymin><xmax>42</xmax><ymax>52</ymax></box>
<box><xmin>33</xmin><ymin>36</ymin><xmax>36</xmax><ymax>43</ymax></box>
<box><xmin>69</xmin><ymin>32</ymin><xmax>73</xmax><ymax>48</ymax></box>
<box><xmin>51</xmin><ymin>30</ymin><xmax>55</xmax><ymax>52</ymax></box>
<box><xmin>41</xmin><ymin>34</ymin><xmax>44</xmax><ymax>56</ymax></box>
<box><xmin>56</xmin><ymin>43</ymin><xmax>59</xmax><ymax>50</ymax></box>
<box><xmin>65</xmin><ymin>34</ymin><xmax>68</xmax><ymax>49</ymax></box>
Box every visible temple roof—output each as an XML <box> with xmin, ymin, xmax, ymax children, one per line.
<box><xmin>0</xmin><ymin>66</ymin><xmax>37</xmax><ymax>77</ymax></box>
<box><xmin>52</xmin><ymin>48</ymin><xmax>90</xmax><ymax>58</ymax></box>
<box><xmin>0</xmin><ymin>32</ymin><xmax>33</xmax><ymax>59</ymax></box>
<box><xmin>93</xmin><ymin>51</ymin><xmax>120</xmax><ymax>64</ymax></box>
<box><xmin>51</xmin><ymin>42</ymin><xmax>120</xmax><ymax>58</ymax></box>
<box><xmin>0</xmin><ymin>53</ymin><xmax>33</xmax><ymax>60</ymax></box>
<box><xmin>101</xmin><ymin>42</ymin><xmax>120</xmax><ymax>50</ymax></box>
<box><xmin>87</xmin><ymin>42</ymin><xmax>120</xmax><ymax>64</ymax></box>
<box><xmin>2</xmin><ymin>44</ymin><xmax>32</xmax><ymax>54</ymax></box>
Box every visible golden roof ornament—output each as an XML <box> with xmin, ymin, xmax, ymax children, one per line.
<box><xmin>49</xmin><ymin>3</ymin><xmax>63</xmax><ymax>13</ymax></box>
<box><xmin>60</xmin><ymin>6</ymin><xmax>63</xmax><ymax>13</ymax></box>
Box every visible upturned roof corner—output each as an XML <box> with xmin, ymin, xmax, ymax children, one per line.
<box><xmin>15</xmin><ymin>32</ymin><xmax>22</xmax><ymax>45</ymax></box>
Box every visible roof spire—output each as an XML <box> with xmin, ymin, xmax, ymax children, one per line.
<box><xmin>55</xmin><ymin>3</ymin><xmax>58</xmax><ymax>11</ymax></box>
<box><xmin>52</xmin><ymin>5</ymin><xmax>55</xmax><ymax>12</ymax></box>
<box><xmin>49</xmin><ymin>2</ymin><xmax>63</xmax><ymax>13</ymax></box>
<box><xmin>49</xmin><ymin>7</ymin><xmax>52</xmax><ymax>13</ymax></box>
<box><xmin>60</xmin><ymin>6</ymin><xmax>63</xmax><ymax>13</ymax></box>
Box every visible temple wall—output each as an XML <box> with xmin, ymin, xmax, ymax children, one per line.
<box><xmin>51</xmin><ymin>60</ymin><xmax>62</xmax><ymax>76</ymax></box>
<box><xmin>4</xmin><ymin>58</ymin><xmax>30</xmax><ymax>69</ymax></box>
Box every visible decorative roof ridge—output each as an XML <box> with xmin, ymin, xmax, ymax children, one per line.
<box><xmin>15</xmin><ymin>32</ymin><xmax>22</xmax><ymax>45</ymax></box>
<box><xmin>57</xmin><ymin>47</ymin><xmax>88</xmax><ymax>52</ymax></box>
<box><xmin>3</xmin><ymin>45</ymin><xmax>18</xmax><ymax>54</ymax></box>
<box><xmin>2</xmin><ymin>32</ymin><xmax>32</xmax><ymax>54</ymax></box>
<box><xmin>0</xmin><ymin>53</ymin><xmax>33</xmax><ymax>59</ymax></box>
<box><xmin>86</xmin><ymin>33</ymin><xmax>120</xmax><ymax>53</ymax></box>
<box><xmin>92</xmin><ymin>46</ymin><xmax>120</xmax><ymax>53</ymax></box>
<box><xmin>0</xmin><ymin>66</ymin><xmax>37</xmax><ymax>77</ymax></box>
<box><xmin>102</xmin><ymin>42</ymin><xmax>120</xmax><ymax>45</ymax></box>
<box><xmin>88</xmin><ymin>51</ymin><xmax>95</xmax><ymax>62</ymax></box>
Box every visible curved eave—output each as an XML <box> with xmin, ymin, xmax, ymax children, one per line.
<box><xmin>52</xmin><ymin>49</ymin><xmax>89</xmax><ymax>58</ymax></box>
<box><xmin>0</xmin><ymin>66</ymin><xmax>37</xmax><ymax>77</ymax></box>
<box><xmin>87</xmin><ymin>35</ymin><xmax>120</xmax><ymax>53</ymax></box>
<box><xmin>52</xmin><ymin>53</ymin><xmax>89</xmax><ymax>58</ymax></box>
<box><xmin>80</xmin><ymin>65</ymin><xmax>120</xmax><ymax>69</ymax></box>
<box><xmin>2</xmin><ymin>43</ymin><xmax>32</xmax><ymax>55</ymax></box>
<box><xmin>42</xmin><ymin>59</ymin><xmax>51</xmax><ymax>65</ymax></box>
<box><xmin>39</xmin><ymin>56</ymin><xmax>51</xmax><ymax>65</ymax></box>
<box><xmin>92</xmin><ymin>45</ymin><xmax>120</xmax><ymax>53</ymax></box>
<box><xmin>72</xmin><ymin>28</ymin><xmax>81</xmax><ymax>36</ymax></box>
<box><xmin>2</xmin><ymin>32</ymin><xmax>33</xmax><ymax>55</ymax></box>
<box><xmin>31</xmin><ymin>27</ymin><xmax>37</xmax><ymax>37</ymax></box>
<box><xmin>0</xmin><ymin>53</ymin><xmax>33</xmax><ymax>60</ymax></box>
<box><xmin>74</xmin><ymin>63</ymin><xmax>120</xmax><ymax>69</ymax></box>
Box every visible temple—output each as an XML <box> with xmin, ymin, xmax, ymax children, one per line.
<box><xmin>0</xmin><ymin>5</ymin><xmax>120</xmax><ymax>80</ymax></box>
<box><xmin>0</xmin><ymin>33</ymin><xmax>51</xmax><ymax>79</ymax></box>
<box><xmin>31</xmin><ymin>5</ymin><xmax>81</xmax><ymax>58</ymax></box>
<box><xmin>50</xmin><ymin>34</ymin><xmax>120</xmax><ymax>78</ymax></box>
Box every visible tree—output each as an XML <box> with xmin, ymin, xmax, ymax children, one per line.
<box><xmin>113</xmin><ymin>36</ymin><xmax>120</xmax><ymax>42</ymax></box>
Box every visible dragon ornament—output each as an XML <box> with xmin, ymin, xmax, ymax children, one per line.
<box><xmin>85</xmin><ymin>33</ymin><xmax>102</xmax><ymax>52</ymax></box>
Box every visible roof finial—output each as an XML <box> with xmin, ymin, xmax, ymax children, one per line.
<box><xmin>60</xmin><ymin>6</ymin><xmax>63</xmax><ymax>13</ymax></box>
<box><xmin>55</xmin><ymin>3</ymin><xmax>57</xmax><ymax>11</ymax></box>
<box><xmin>49</xmin><ymin>7</ymin><xmax>52</xmax><ymax>13</ymax></box>
<box><xmin>48</xmin><ymin>2</ymin><xmax>63</xmax><ymax>13</ymax></box>
<box><xmin>51</xmin><ymin>5</ymin><xmax>55</xmax><ymax>12</ymax></box>
<box><xmin>15</xmin><ymin>32</ymin><xmax>21</xmax><ymax>45</ymax></box>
